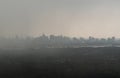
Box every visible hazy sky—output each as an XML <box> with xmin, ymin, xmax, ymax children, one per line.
<box><xmin>0</xmin><ymin>0</ymin><xmax>120</xmax><ymax>38</ymax></box>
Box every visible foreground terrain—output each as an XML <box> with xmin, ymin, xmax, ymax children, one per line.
<box><xmin>0</xmin><ymin>47</ymin><xmax>120</xmax><ymax>78</ymax></box>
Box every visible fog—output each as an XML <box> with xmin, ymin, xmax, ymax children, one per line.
<box><xmin>1</xmin><ymin>1</ymin><xmax>120</xmax><ymax>77</ymax></box>
<box><xmin>0</xmin><ymin>0</ymin><xmax>120</xmax><ymax>38</ymax></box>
<box><xmin>0</xmin><ymin>35</ymin><xmax>119</xmax><ymax>49</ymax></box>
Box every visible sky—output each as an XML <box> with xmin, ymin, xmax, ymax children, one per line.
<box><xmin>0</xmin><ymin>0</ymin><xmax>120</xmax><ymax>38</ymax></box>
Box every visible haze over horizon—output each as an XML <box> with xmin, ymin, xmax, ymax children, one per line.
<box><xmin>0</xmin><ymin>0</ymin><xmax>120</xmax><ymax>38</ymax></box>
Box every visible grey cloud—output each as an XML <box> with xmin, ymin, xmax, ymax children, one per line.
<box><xmin>0</xmin><ymin>0</ymin><xmax>120</xmax><ymax>37</ymax></box>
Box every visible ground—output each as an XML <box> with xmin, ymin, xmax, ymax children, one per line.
<box><xmin>0</xmin><ymin>47</ymin><xmax>120</xmax><ymax>78</ymax></box>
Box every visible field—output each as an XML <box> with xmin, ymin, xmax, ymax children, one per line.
<box><xmin>0</xmin><ymin>47</ymin><xmax>120</xmax><ymax>78</ymax></box>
